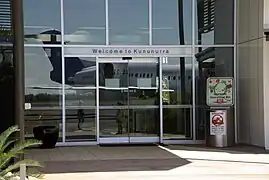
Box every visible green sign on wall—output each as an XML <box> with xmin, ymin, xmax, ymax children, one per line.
<box><xmin>206</xmin><ymin>77</ymin><xmax>234</xmax><ymax>107</ymax></box>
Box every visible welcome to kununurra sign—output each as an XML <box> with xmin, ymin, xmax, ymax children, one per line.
<box><xmin>65</xmin><ymin>47</ymin><xmax>192</xmax><ymax>56</ymax></box>
<box><xmin>91</xmin><ymin>48</ymin><xmax>170</xmax><ymax>55</ymax></box>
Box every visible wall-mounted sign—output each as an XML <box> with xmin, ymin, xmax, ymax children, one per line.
<box><xmin>210</xmin><ymin>110</ymin><xmax>227</xmax><ymax>136</ymax></box>
<box><xmin>206</xmin><ymin>77</ymin><xmax>234</xmax><ymax>106</ymax></box>
<box><xmin>64</xmin><ymin>46</ymin><xmax>192</xmax><ymax>56</ymax></box>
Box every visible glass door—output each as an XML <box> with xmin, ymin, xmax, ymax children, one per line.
<box><xmin>98</xmin><ymin>57</ymin><xmax>160</xmax><ymax>144</ymax></box>
<box><xmin>98</xmin><ymin>59</ymin><xmax>129</xmax><ymax>143</ymax></box>
<box><xmin>128</xmin><ymin>58</ymin><xmax>160</xmax><ymax>143</ymax></box>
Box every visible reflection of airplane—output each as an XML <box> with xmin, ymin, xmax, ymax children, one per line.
<box><xmin>25</xmin><ymin>29</ymin><xmax>198</xmax><ymax>97</ymax></box>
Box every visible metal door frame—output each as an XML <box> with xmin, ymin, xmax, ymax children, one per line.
<box><xmin>97</xmin><ymin>57</ymin><xmax>162</xmax><ymax>144</ymax></box>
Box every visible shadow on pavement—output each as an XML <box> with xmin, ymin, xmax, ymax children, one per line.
<box><xmin>42</xmin><ymin>158</ymin><xmax>190</xmax><ymax>174</ymax></box>
<box><xmin>38</xmin><ymin>145</ymin><xmax>191</xmax><ymax>174</ymax></box>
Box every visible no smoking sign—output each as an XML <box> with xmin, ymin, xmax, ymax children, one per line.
<box><xmin>210</xmin><ymin>110</ymin><xmax>227</xmax><ymax>135</ymax></box>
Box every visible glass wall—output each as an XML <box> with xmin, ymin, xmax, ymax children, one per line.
<box><xmin>24</xmin><ymin>46</ymin><xmax>62</xmax><ymax>141</ymax></box>
<box><xmin>195</xmin><ymin>47</ymin><xmax>234</xmax><ymax>140</ymax></box>
<box><xmin>23</xmin><ymin>0</ymin><xmax>236</xmax><ymax>144</ymax></box>
<box><xmin>162</xmin><ymin>57</ymin><xmax>193</xmax><ymax>139</ymax></box>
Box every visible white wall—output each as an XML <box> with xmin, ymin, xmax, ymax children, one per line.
<box><xmin>237</xmin><ymin>0</ymin><xmax>265</xmax><ymax>147</ymax></box>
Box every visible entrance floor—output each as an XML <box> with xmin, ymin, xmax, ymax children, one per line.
<box><xmin>25</xmin><ymin>145</ymin><xmax>269</xmax><ymax>180</ymax></box>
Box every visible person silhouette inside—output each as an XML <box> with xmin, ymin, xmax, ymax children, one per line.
<box><xmin>116</xmin><ymin>102</ymin><xmax>127</xmax><ymax>135</ymax></box>
<box><xmin>77</xmin><ymin>100</ymin><xmax>85</xmax><ymax>130</ymax></box>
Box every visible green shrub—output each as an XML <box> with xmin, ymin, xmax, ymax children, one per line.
<box><xmin>0</xmin><ymin>126</ymin><xmax>43</xmax><ymax>180</ymax></box>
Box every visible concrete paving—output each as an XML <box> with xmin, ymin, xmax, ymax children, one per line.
<box><xmin>25</xmin><ymin>145</ymin><xmax>269</xmax><ymax>180</ymax></box>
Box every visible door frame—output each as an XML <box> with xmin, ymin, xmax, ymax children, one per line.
<box><xmin>97</xmin><ymin>56</ymin><xmax>163</xmax><ymax>144</ymax></box>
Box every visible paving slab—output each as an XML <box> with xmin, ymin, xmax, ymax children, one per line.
<box><xmin>25</xmin><ymin>145</ymin><xmax>269</xmax><ymax>180</ymax></box>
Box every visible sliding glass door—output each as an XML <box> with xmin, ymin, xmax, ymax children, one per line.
<box><xmin>98</xmin><ymin>58</ymin><xmax>160</xmax><ymax>144</ymax></box>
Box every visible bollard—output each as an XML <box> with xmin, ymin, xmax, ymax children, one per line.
<box><xmin>20</xmin><ymin>164</ymin><xmax>26</xmax><ymax>180</ymax></box>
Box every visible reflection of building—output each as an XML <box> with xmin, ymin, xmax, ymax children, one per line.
<box><xmin>3</xmin><ymin>0</ymin><xmax>269</xmax><ymax>150</ymax></box>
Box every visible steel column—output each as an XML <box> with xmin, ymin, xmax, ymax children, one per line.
<box><xmin>11</xmin><ymin>0</ymin><xmax>25</xmax><ymax>146</ymax></box>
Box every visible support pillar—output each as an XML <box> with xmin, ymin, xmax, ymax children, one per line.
<box><xmin>11</xmin><ymin>0</ymin><xmax>25</xmax><ymax>147</ymax></box>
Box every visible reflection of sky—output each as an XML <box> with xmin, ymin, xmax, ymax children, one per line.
<box><xmin>24</xmin><ymin>47</ymin><xmax>60</xmax><ymax>95</ymax></box>
<box><xmin>23</xmin><ymin>0</ymin><xmax>61</xmax><ymax>33</ymax></box>
<box><xmin>23</xmin><ymin>0</ymin><xmax>218</xmax><ymax>94</ymax></box>
<box><xmin>64</xmin><ymin>0</ymin><xmax>106</xmax><ymax>33</ymax></box>
<box><xmin>153</xmin><ymin>0</ymin><xmax>192</xmax><ymax>45</ymax></box>
<box><xmin>108</xmin><ymin>0</ymin><xmax>149</xmax><ymax>45</ymax></box>
<box><xmin>23</xmin><ymin>0</ymin><xmax>200</xmax><ymax>45</ymax></box>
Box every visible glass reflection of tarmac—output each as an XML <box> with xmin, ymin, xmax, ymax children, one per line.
<box><xmin>25</xmin><ymin>108</ymin><xmax>187</xmax><ymax>140</ymax></box>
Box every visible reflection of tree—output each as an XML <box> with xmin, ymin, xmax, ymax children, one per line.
<box><xmin>25</xmin><ymin>94</ymin><xmax>60</xmax><ymax>103</ymax></box>
<box><xmin>168</xmin><ymin>91</ymin><xmax>191</xmax><ymax>105</ymax></box>
<box><xmin>163</xmin><ymin>108</ymin><xmax>184</xmax><ymax>134</ymax></box>
<box><xmin>0</xmin><ymin>26</ymin><xmax>14</xmax><ymax>133</ymax></box>
<box><xmin>0</xmin><ymin>27</ymin><xmax>13</xmax><ymax>83</ymax></box>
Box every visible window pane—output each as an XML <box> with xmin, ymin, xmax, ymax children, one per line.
<box><xmin>64</xmin><ymin>57</ymin><xmax>96</xmax><ymax>88</ymax></box>
<box><xmin>66</xmin><ymin>90</ymin><xmax>96</xmax><ymax>107</ymax></box>
<box><xmin>162</xmin><ymin>57</ymin><xmax>193</xmax><ymax>105</ymax></box>
<box><xmin>24</xmin><ymin>0</ymin><xmax>61</xmax><ymax>44</ymax></box>
<box><xmin>195</xmin><ymin>0</ymin><xmax>234</xmax><ymax>45</ymax></box>
<box><xmin>152</xmin><ymin>0</ymin><xmax>192</xmax><ymax>45</ymax></box>
<box><xmin>65</xmin><ymin>108</ymin><xmax>97</xmax><ymax>141</ymax></box>
<box><xmin>64</xmin><ymin>56</ymin><xmax>97</xmax><ymax>141</ymax></box>
<box><xmin>108</xmin><ymin>0</ymin><xmax>149</xmax><ymax>45</ymax></box>
<box><xmin>163</xmin><ymin>107</ymin><xmax>192</xmax><ymax>139</ymax></box>
<box><xmin>25</xmin><ymin>47</ymin><xmax>62</xmax><ymax>108</ymax></box>
<box><xmin>24</xmin><ymin>46</ymin><xmax>63</xmax><ymax>142</ymax></box>
<box><xmin>99</xmin><ymin>108</ymin><xmax>128</xmax><ymax>137</ymax></box>
<box><xmin>64</xmin><ymin>0</ymin><xmax>106</xmax><ymax>45</ymax></box>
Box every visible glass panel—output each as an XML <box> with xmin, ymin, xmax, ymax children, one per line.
<box><xmin>66</xmin><ymin>89</ymin><xmax>96</xmax><ymax>107</ymax></box>
<box><xmin>152</xmin><ymin>0</ymin><xmax>192</xmax><ymax>45</ymax></box>
<box><xmin>65</xmin><ymin>89</ymin><xmax>96</xmax><ymax>141</ymax></box>
<box><xmin>108</xmin><ymin>0</ymin><xmax>149</xmax><ymax>45</ymax></box>
<box><xmin>63</xmin><ymin>0</ymin><xmax>106</xmax><ymax>45</ymax></box>
<box><xmin>65</xmin><ymin>109</ymin><xmax>96</xmax><ymax>141</ymax></box>
<box><xmin>99</xmin><ymin>61</ymin><xmax>128</xmax><ymax>136</ymax></box>
<box><xmin>163</xmin><ymin>107</ymin><xmax>192</xmax><ymax>139</ymax></box>
<box><xmin>129</xmin><ymin>108</ymin><xmax>159</xmax><ymax>137</ymax></box>
<box><xmin>162</xmin><ymin>57</ymin><xmax>193</xmax><ymax>105</ymax></box>
<box><xmin>99</xmin><ymin>62</ymin><xmax>128</xmax><ymax>106</ymax></box>
<box><xmin>99</xmin><ymin>108</ymin><xmax>129</xmax><ymax>137</ymax></box>
<box><xmin>195</xmin><ymin>47</ymin><xmax>234</xmax><ymax>140</ymax></box>
<box><xmin>64</xmin><ymin>56</ymin><xmax>97</xmax><ymax>141</ymax></box>
<box><xmin>24</xmin><ymin>46</ymin><xmax>62</xmax><ymax>141</ymax></box>
<box><xmin>129</xmin><ymin>60</ymin><xmax>159</xmax><ymax>106</ymax></box>
<box><xmin>24</xmin><ymin>0</ymin><xmax>61</xmax><ymax>44</ymax></box>
<box><xmin>25</xmin><ymin>110</ymin><xmax>62</xmax><ymax>141</ymax></box>
<box><xmin>128</xmin><ymin>59</ymin><xmax>160</xmax><ymax>138</ymax></box>
<box><xmin>195</xmin><ymin>0</ymin><xmax>234</xmax><ymax>45</ymax></box>
<box><xmin>64</xmin><ymin>57</ymin><xmax>96</xmax><ymax>88</ymax></box>
<box><xmin>25</xmin><ymin>47</ymin><xmax>62</xmax><ymax>108</ymax></box>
